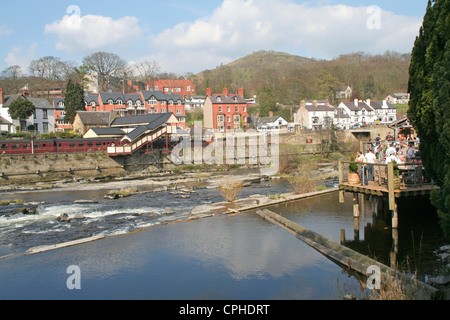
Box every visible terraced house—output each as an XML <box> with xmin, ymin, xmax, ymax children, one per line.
<box><xmin>79</xmin><ymin>91</ymin><xmax>186</xmax><ymax>128</ymax></box>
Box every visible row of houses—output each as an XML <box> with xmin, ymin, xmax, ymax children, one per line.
<box><xmin>294</xmin><ymin>98</ymin><xmax>397</xmax><ymax>130</ymax></box>
<box><xmin>0</xmin><ymin>87</ymin><xmax>188</xmax><ymax>134</ymax></box>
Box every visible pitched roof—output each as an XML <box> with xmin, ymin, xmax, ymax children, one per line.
<box><xmin>123</xmin><ymin>94</ymin><xmax>143</xmax><ymax>102</ymax></box>
<box><xmin>76</xmin><ymin>111</ymin><xmax>117</xmax><ymax>126</ymax></box>
<box><xmin>100</xmin><ymin>92</ymin><xmax>126</xmax><ymax>104</ymax></box>
<box><xmin>305</xmin><ymin>105</ymin><xmax>335</xmax><ymax>112</ymax></box>
<box><xmin>208</xmin><ymin>94</ymin><xmax>247</xmax><ymax>104</ymax></box>
<box><xmin>139</xmin><ymin>91</ymin><xmax>184</xmax><ymax>102</ymax></box>
<box><xmin>367</xmin><ymin>100</ymin><xmax>396</xmax><ymax>109</ymax></box>
<box><xmin>3</xmin><ymin>94</ymin><xmax>52</xmax><ymax>109</ymax></box>
<box><xmin>120</xmin><ymin>113</ymin><xmax>175</xmax><ymax>142</ymax></box>
<box><xmin>88</xmin><ymin>127</ymin><xmax>125</xmax><ymax>136</ymax></box>
<box><xmin>254</xmin><ymin>116</ymin><xmax>287</xmax><ymax>126</ymax></box>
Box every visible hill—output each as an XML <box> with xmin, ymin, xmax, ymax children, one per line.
<box><xmin>190</xmin><ymin>50</ymin><xmax>411</xmax><ymax>107</ymax></box>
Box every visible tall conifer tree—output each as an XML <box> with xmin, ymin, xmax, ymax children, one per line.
<box><xmin>408</xmin><ymin>0</ymin><xmax>450</xmax><ymax>236</ymax></box>
<box><xmin>64</xmin><ymin>79</ymin><xmax>86</xmax><ymax>126</ymax></box>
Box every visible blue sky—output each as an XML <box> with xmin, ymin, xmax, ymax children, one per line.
<box><xmin>0</xmin><ymin>0</ymin><xmax>429</xmax><ymax>75</ymax></box>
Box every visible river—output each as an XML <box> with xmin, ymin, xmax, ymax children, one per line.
<box><xmin>0</xmin><ymin>172</ymin><xmax>446</xmax><ymax>300</ymax></box>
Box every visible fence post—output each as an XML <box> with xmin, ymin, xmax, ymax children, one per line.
<box><xmin>387</xmin><ymin>162</ymin><xmax>395</xmax><ymax>211</ymax></box>
<box><xmin>338</xmin><ymin>160</ymin><xmax>344</xmax><ymax>203</ymax></box>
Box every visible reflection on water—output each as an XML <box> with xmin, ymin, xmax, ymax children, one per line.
<box><xmin>264</xmin><ymin>192</ymin><xmax>446</xmax><ymax>282</ymax></box>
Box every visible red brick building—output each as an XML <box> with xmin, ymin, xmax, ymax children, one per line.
<box><xmin>147</xmin><ymin>79</ymin><xmax>196</xmax><ymax>97</ymax></box>
<box><xmin>203</xmin><ymin>87</ymin><xmax>248</xmax><ymax>132</ymax></box>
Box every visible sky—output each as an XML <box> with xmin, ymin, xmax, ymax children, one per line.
<box><xmin>0</xmin><ymin>0</ymin><xmax>429</xmax><ymax>76</ymax></box>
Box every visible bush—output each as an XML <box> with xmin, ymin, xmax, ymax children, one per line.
<box><xmin>218</xmin><ymin>180</ymin><xmax>243</xmax><ymax>202</ymax></box>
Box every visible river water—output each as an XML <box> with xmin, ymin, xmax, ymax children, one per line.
<box><xmin>0</xmin><ymin>173</ymin><xmax>446</xmax><ymax>300</ymax></box>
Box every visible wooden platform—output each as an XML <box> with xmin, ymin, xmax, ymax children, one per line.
<box><xmin>339</xmin><ymin>181</ymin><xmax>440</xmax><ymax>198</ymax></box>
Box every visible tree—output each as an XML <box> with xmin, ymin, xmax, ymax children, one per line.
<box><xmin>64</xmin><ymin>80</ymin><xmax>86</xmax><ymax>125</ymax></box>
<box><xmin>408</xmin><ymin>0</ymin><xmax>450</xmax><ymax>236</ymax></box>
<box><xmin>134</xmin><ymin>59</ymin><xmax>161</xmax><ymax>88</ymax></box>
<box><xmin>82</xmin><ymin>52</ymin><xmax>127</xmax><ymax>92</ymax></box>
<box><xmin>8</xmin><ymin>98</ymin><xmax>35</xmax><ymax>131</ymax></box>
<box><xmin>0</xmin><ymin>65</ymin><xmax>25</xmax><ymax>94</ymax></box>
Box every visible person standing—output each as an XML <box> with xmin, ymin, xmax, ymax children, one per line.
<box><xmin>365</xmin><ymin>148</ymin><xmax>376</xmax><ymax>182</ymax></box>
<box><xmin>356</xmin><ymin>151</ymin><xmax>368</xmax><ymax>186</ymax></box>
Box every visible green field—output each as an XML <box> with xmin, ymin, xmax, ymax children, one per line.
<box><xmin>395</xmin><ymin>104</ymin><xmax>409</xmax><ymax>116</ymax></box>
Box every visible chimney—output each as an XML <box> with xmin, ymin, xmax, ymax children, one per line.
<box><xmin>238</xmin><ymin>88</ymin><xmax>244</xmax><ymax>97</ymax></box>
<box><xmin>354</xmin><ymin>98</ymin><xmax>358</xmax><ymax>107</ymax></box>
<box><xmin>206</xmin><ymin>87</ymin><xmax>211</xmax><ymax>97</ymax></box>
<box><xmin>223</xmin><ymin>87</ymin><xmax>228</xmax><ymax>96</ymax></box>
<box><xmin>366</xmin><ymin>99</ymin><xmax>371</xmax><ymax>106</ymax></box>
<box><xmin>23</xmin><ymin>89</ymin><xmax>29</xmax><ymax>97</ymax></box>
<box><xmin>0</xmin><ymin>88</ymin><xmax>4</xmax><ymax>105</ymax></box>
<box><xmin>269</xmin><ymin>111</ymin><xmax>274</xmax><ymax>117</ymax></box>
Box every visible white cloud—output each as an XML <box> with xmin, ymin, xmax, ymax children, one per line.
<box><xmin>0</xmin><ymin>25</ymin><xmax>13</xmax><ymax>37</ymax></box>
<box><xmin>4</xmin><ymin>43</ymin><xmax>37</xmax><ymax>70</ymax></box>
<box><xmin>148</xmin><ymin>0</ymin><xmax>422</xmax><ymax>74</ymax></box>
<box><xmin>44</xmin><ymin>14</ymin><xmax>144</xmax><ymax>56</ymax></box>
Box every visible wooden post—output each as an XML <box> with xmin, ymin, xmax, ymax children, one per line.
<box><xmin>340</xmin><ymin>229</ymin><xmax>345</xmax><ymax>244</ymax></box>
<box><xmin>338</xmin><ymin>160</ymin><xmax>344</xmax><ymax>203</ymax></box>
<box><xmin>392</xmin><ymin>203</ymin><xmax>398</xmax><ymax>229</ymax></box>
<box><xmin>353</xmin><ymin>194</ymin><xmax>359</xmax><ymax>218</ymax></box>
<box><xmin>387</xmin><ymin>162</ymin><xmax>395</xmax><ymax>211</ymax></box>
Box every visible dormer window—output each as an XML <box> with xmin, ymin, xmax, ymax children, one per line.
<box><xmin>58</xmin><ymin>101</ymin><xmax>64</xmax><ymax>108</ymax></box>
<box><xmin>136</xmin><ymin>100</ymin><xmax>142</xmax><ymax>107</ymax></box>
<box><xmin>169</xmin><ymin>100</ymin><xmax>174</xmax><ymax>105</ymax></box>
<box><xmin>149</xmin><ymin>97</ymin><xmax>157</xmax><ymax>105</ymax></box>
<box><xmin>108</xmin><ymin>99</ymin><xmax>114</xmax><ymax>105</ymax></box>
<box><xmin>116</xmin><ymin>99</ymin><xmax>123</xmax><ymax>105</ymax></box>
<box><xmin>217</xmin><ymin>96</ymin><xmax>222</xmax><ymax>102</ymax></box>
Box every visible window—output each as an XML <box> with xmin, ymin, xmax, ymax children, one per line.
<box><xmin>227</xmin><ymin>116</ymin><xmax>231</xmax><ymax>123</ymax></box>
<box><xmin>233</xmin><ymin>115</ymin><xmax>240</xmax><ymax>123</ymax></box>
<box><xmin>186</xmin><ymin>85</ymin><xmax>191</xmax><ymax>92</ymax></box>
<box><xmin>116</xmin><ymin>99</ymin><xmax>123</xmax><ymax>105</ymax></box>
<box><xmin>136</xmin><ymin>100</ymin><xmax>142</xmax><ymax>107</ymax></box>
<box><xmin>128</xmin><ymin>101</ymin><xmax>133</xmax><ymax>107</ymax></box>
<box><xmin>169</xmin><ymin>100</ymin><xmax>174</xmax><ymax>105</ymax></box>
<box><xmin>235</xmin><ymin>106</ymin><xmax>239</xmax><ymax>112</ymax></box>
<box><xmin>219</xmin><ymin>106</ymin><xmax>222</xmax><ymax>112</ymax></box>
<box><xmin>58</xmin><ymin>101</ymin><xmax>64</xmax><ymax>108</ymax></box>
<box><xmin>164</xmin><ymin>87</ymin><xmax>169</xmax><ymax>92</ymax></box>
<box><xmin>108</xmin><ymin>99</ymin><xmax>114</xmax><ymax>105</ymax></box>
<box><xmin>175</xmin><ymin>88</ymin><xmax>181</xmax><ymax>92</ymax></box>
<box><xmin>227</xmin><ymin>106</ymin><xmax>230</xmax><ymax>112</ymax></box>
<box><xmin>243</xmin><ymin>105</ymin><xmax>246</xmax><ymax>112</ymax></box>
<box><xmin>161</xmin><ymin>109</ymin><xmax>165</xmax><ymax>113</ymax></box>
<box><xmin>149</xmin><ymin>97</ymin><xmax>157</xmax><ymax>105</ymax></box>
<box><xmin>217</xmin><ymin>115</ymin><xmax>224</xmax><ymax>122</ymax></box>
<box><xmin>177</xmin><ymin>100</ymin><xmax>182</xmax><ymax>105</ymax></box>
<box><xmin>177</xmin><ymin>109</ymin><xmax>181</xmax><ymax>115</ymax></box>
<box><xmin>43</xmin><ymin>123</ymin><xmax>48</xmax><ymax>133</ymax></box>
<box><xmin>217</xmin><ymin>96</ymin><xmax>222</xmax><ymax>102</ymax></box>
<box><xmin>154</xmin><ymin>86</ymin><xmax>159</xmax><ymax>91</ymax></box>
<box><xmin>43</xmin><ymin>109</ymin><xmax>48</xmax><ymax>119</ymax></box>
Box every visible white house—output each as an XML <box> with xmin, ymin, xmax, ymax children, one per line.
<box><xmin>294</xmin><ymin>100</ymin><xmax>335</xmax><ymax>130</ymax></box>
<box><xmin>184</xmin><ymin>95</ymin><xmax>206</xmax><ymax>111</ymax></box>
<box><xmin>386</xmin><ymin>93</ymin><xmax>410</xmax><ymax>105</ymax></box>
<box><xmin>1</xmin><ymin>90</ymin><xmax>55</xmax><ymax>134</ymax></box>
<box><xmin>252</xmin><ymin>115</ymin><xmax>289</xmax><ymax>132</ymax></box>
<box><xmin>365</xmin><ymin>99</ymin><xmax>397</xmax><ymax>124</ymax></box>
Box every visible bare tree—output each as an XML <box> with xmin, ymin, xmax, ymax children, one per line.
<box><xmin>82</xmin><ymin>51</ymin><xmax>127</xmax><ymax>92</ymax></box>
<box><xmin>133</xmin><ymin>59</ymin><xmax>161</xmax><ymax>89</ymax></box>
<box><xmin>0</xmin><ymin>65</ymin><xmax>25</xmax><ymax>94</ymax></box>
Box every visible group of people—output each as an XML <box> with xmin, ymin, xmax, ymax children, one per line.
<box><xmin>354</xmin><ymin>134</ymin><xmax>421</xmax><ymax>185</ymax></box>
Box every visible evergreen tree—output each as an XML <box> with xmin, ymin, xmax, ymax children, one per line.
<box><xmin>408</xmin><ymin>0</ymin><xmax>450</xmax><ymax>236</ymax></box>
<box><xmin>8</xmin><ymin>98</ymin><xmax>35</xmax><ymax>132</ymax></box>
<box><xmin>64</xmin><ymin>79</ymin><xmax>86</xmax><ymax>125</ymax></box>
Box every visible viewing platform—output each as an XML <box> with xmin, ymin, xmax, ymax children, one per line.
<box><xmin>338</xmin><ymin>160</ymin><xmax>440</xmax><ymax>228</ymax></box>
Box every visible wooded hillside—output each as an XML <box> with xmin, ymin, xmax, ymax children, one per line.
<box><xmin>191</xmin><ymin>50</ymin><xmax>411</xmax><ymax>105</ymax></box>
